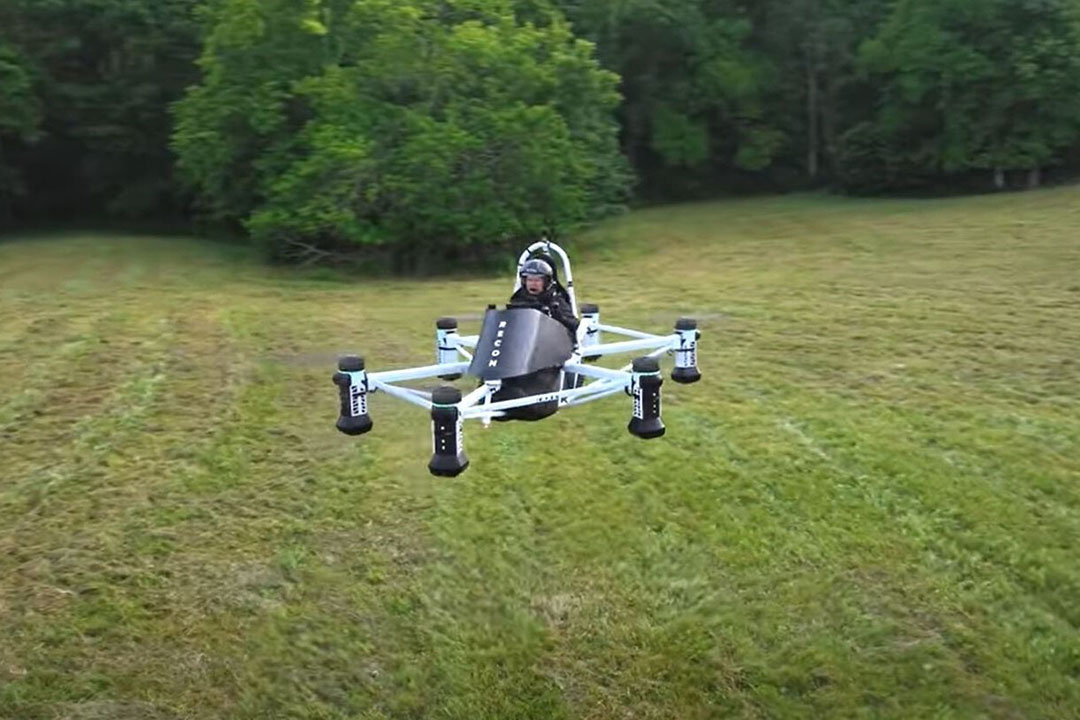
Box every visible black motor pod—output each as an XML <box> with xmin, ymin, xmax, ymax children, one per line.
<box><xmin>629</xmin><ymin>356</ymin><xmax>665</xmax><ymax>439</ymax></box>
<box><xmin>339</xmin><ymin>355</ymin><xmax>365</xmax><ymax>372</ymax></box>
<box><xmin>333</xmin><ymin>355</ymin><xmax>373</xmax><ymax>436</ymax></box>
<box><xmin>436</xmin><ymin>317</ymin><xmax>462</xmax><ymax>380</ymax></box>
<box><xmin>428</xmin><ymin>386</ymin><xmax>469</xmax><ymax>477</ymax></box>
<box><xmin>672</xmin><ymin>317</ymin><xmax>702</xmax><ymax>384</ymax></box>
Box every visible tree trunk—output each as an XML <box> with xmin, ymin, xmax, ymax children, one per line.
<box><xmin>624</xmin><ymin>102</ymin><xmax>647</xmax><ymax>180</ymax></box>
<box><xmin>993</xmin><ymin>167</ymin><xmax>1005</xmax><ymax>190</ymax></box>
<box><xmin>807</xmin><ymin>61</ymin><xmax>819</xmax><ymax>180</ymax></box>
<box><xmin>821</xmin><ymin>78</ymin><xmax>838</xmax><ymax>178</ymax></box>
<box><xmin>1027</xmin><ymin>167</ymin><xmax>1041</xmax><ymax>189</ymax></box>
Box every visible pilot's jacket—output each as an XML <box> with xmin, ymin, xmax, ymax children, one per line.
<box><xmin>509</xmin><ymin>286</ymin><xmax>580</xmax><ymax>333</ymax></box>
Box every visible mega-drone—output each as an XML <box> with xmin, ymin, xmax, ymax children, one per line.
<box><xmin>332</xmin><ymin>240</ymin><xmax>701</xmax><ymax>476</ymax></box>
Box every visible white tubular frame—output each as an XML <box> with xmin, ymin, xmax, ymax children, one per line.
<box><xmin>459</xmin><ymin>377</ymin><xmax>628</xmax><ymax>419</ymax></box>
<box><xmin>563</xmin><ymin>384</ymin><xmax>627</xmax><ymax>407</ymax></box>
<box><xmin>368</xmin><ymin>362</ymin><xmax>470</xmax><ymax>385</ymax></box>
<box><xmin>459</xmin><ymin>383</ymin><xmax>496</xmax><ymax>408</ymax></box>
<box><xmin>369</xmin><ymin>380</ymin><xmax>433</xmax><ymax>409</ymax></box>
<box><xmin>563</xmin><ymin>362</ymin><xmax>631</xmax><ymax>382</ymax></box>
<box><xmin>619</xmin><ymin>345</ymin><xmax>670</xmax><ymax>373</ymax></box>
<box><xmin>345</xmin><ymin>239</ymin><xmax>696</xmax><ymax>428</ymax></box>
<box><xmin>360</xmin><ymin>333</ymin><xmax>681</xmax><ymax>422</ymax></box>
<box><xmin>514</xmin><ymin>238</ymin><xmax>578</xmax><ymax>317</ymax></box>
<box><xmin>580</xmin><ymin>334</ymin><xmax>678</xmax><ymax>359</ymax></box>
<box><xmin>597</xmin><ymin>324</ymin><xmax>663</xmax><ymax>340</ymax></box>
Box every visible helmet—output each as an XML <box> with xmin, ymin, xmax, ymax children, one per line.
<box><xmin>520</xmin><ymin>258</ymin><xmax>554</xmax><ymax>289</ymax></box>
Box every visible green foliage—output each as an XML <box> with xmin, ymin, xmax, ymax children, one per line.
<box><xmin>649</xmin><ymin>107</ymin><xmax>710</xmax><ymax>168</ymax></box>
<box><xmin>744</xmin><ymin>0</ymin><xmax>893</xmax><ymax>182</ymax></box>
<box><xmin>5</xmin><ymin>0</ymin><xmax>1080</xmax><ymax>243</ymax></box>
<box><xmin>173</xmin><ymin>0</ymin><xmax>629</xmax><ymax>263</ymax></box>
<box><xmin>0</xmin><ymin>44</ymin><xmax>39</xmax><ymax>142</ymax></box>
<box><xmin>170</xmin><ymin>0</ymin><xmax>345</xmax><ymax>225</ymax></box>
<box><xmin>1</xmin><ymin>0</ymin><xmax>201</xmax><ymax>219</ymax></box>
<box><xmin>844</xmin><ymin>0</ymin><xmax>1080</xmax><ymax>189</ymax></box>
<box><xmin>0</xmin><ymin>42</ymin><xmax>41</xmax><ymax>206</ymax></box>
<box><xmin>556</xmin><ymin>0</ymin><xmax>784</xmax><ymax>197</ymax></box>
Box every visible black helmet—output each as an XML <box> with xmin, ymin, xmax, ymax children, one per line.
<box><xmin>520</xmin><ymin>258</ymin><xmax>554</xmax><ymax>288</ymax></box>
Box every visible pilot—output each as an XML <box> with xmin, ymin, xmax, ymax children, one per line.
<box><xmin>510</xmin><ymin>258</ymin><xmax>580</xmax><ymax>332</ymax></box>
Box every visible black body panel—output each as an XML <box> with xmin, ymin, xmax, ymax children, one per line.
<box><xmin>467</xmin><ymin>308</ymin><xmax>574</xmax><ymax>381</ymax></box>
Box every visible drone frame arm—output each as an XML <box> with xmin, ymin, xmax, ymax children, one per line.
<box><xmin>596</xmin><ymin>324</ymin><xmax>664</xmax><ymax>341</ymax></box>
<box><xmin>580</xmin><ymin>334</ymin><xmax>678</xmax><ymax>359</ymax></box>
<box><xmin>562</xmin><ymin>362</ymin><xmax>630</xmax><ymax>382</ymax></box>
<box><xmin>563</xmin><ymin>384</ymin><xmax>627</xmax><ymax>407</ymax></box>
<box><xmin>368</xmin><ymin>361</ymin><xmax>470</xmax><ymax>385</ymax></box>
<box><xmin>369</xmin><ymin>380</ymin><xmax>433</xmax><ymax>409</ymax></box>
<box><xmin>618</xmin><ymin>345</ymin><xmax>670</xmax><ymax>372</ymax></box>
<box><xmin>365</xmin><ymin>360</ymin><xmax>471</xmax><ymax>410</ymax></box>
<box><xmin>458</xmin><ymin>376</ymin><xmax>627</xmax><ymax>420</ymax></box>
<box><xmin>459</xmin><ymin>383</ymin><xmax>498</xmax><ymax>409</ymax></box>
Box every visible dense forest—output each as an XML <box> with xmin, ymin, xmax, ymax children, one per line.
<box><xmin>3</xmin><ymin>0</ymin><xmax>1080</xmax><ymax>265</ymax></box>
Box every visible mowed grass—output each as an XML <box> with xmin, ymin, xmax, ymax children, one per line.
<box><xmin>1</xmin><ymin>187</ymin><xmax>1079</xmax><ymax>719</ymax></box>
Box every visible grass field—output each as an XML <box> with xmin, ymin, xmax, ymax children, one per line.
<box><xmin>1</xmin><ymin>188</ymin><xmax>1079</xmax><ymax>719</ymax></box>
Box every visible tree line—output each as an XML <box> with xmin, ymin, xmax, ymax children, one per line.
<box><xmin>3</xmin><ymin>0</ymin><xmax>1080</xmax><ymax>265</ymax></box>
